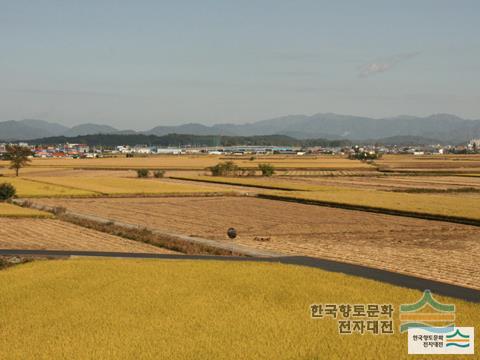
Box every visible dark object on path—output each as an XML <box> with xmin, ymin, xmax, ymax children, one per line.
<box><xmin>227</xmin><ymin>228</ymin><xmax>237</xmax><ymax>239</ymax></box>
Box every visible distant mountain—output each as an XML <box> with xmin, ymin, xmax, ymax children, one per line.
<box><xmin>2</xmin><ymin>113</ymin><xmax>480</xmax><ymax>143</ymax></box>
<box><xmin>145</xmin><ymin>123</ymin><xmax>224</xmax><ymax>136</ymax></box>
<box><xmin>361</xmin><ymin>135</ymin><xmax>444</xmax><ymax>146</ymax></box>
<box><xmin>64</xmin><ymin>123</ymin><xmax>119</xmax><ymax>137</ymax></box>
<box><xmin>0</xmin><ymin>119</ymin><xmax>69</xmax><ymax>140</ymax></box>
<box><xmin>147</xmin><ymin>113</ymin><xmax>480</xmax><ymax>142</ymax></box>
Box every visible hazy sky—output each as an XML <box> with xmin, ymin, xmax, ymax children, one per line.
<box><xmin>1</xmin><ymin>0</ymin><xmax>479</xmax><ymax>129</ymax></box>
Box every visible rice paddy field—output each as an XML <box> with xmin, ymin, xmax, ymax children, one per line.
<box><xmin>266</xmin><ymin>187</ymin><xmax>480</xmax><ymax>222</ymax></box>
<box><xmin>11</xmin><ymin>176</ymin><xmax>231</xmax><ymax>196</ymax></box>
<box><xmin>1</xmin><ymin>154</ymin><xmax>480</xmax><ymax>358</ymax></box>
<box><xmin>0</xmin><ymin>218</ymin><xmax>174</xmax><ymax>253</ymax></box>
<box><xmin>31</xmin><ymin>196</ymin><xmax>480</xmax><ymax>290</ymax></box>
<box><xmin>0</xmin><ymin>258</ymin><xmax>478</xmax><ymax>359</ymax></box>
<box><xmin>0</xmin><ymin>154</ymin><xmax>376</xmax><ymax>171</ymax></box>
<box><xmin>376</xmin><ymin>154</ymin><xmax>480</xmax><ymax>174</ymax></box>
<box><xmin>171</xmin><ymin>175</ymin><xmax>323</xmax><ymax>191</ymax></box>
<box><xmin>0</xmin><ymin>177</ymin><xmax>95</xmax><ymax>197</ymax></box>
<box><xmin>0</xmin><ymin>203</ymin><xmax>51</xmax><ymax>218</ymax></box>
<box><xmin>172</xmin><ymin>174</ymin><xmax>480</xmax><ymax>221</ymax></box>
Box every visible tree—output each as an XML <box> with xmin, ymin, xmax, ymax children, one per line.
<box><xmin>258</xmin><ymin>163</ymin><xmax>275</xmax><ymax>177</ymax></box>
<box><xmin>209</xmin><ymin>161</ymin><xmax>240</xmax><ymax>176</ymax></box>
<box><xmin>0</xmin><ymin>183</ymin><xmax>16</xmax><ymax>200</ymax></box>
<box><xmin>137</xmin><ymin>169</ymin><xmax>150</xmax><ymax>178</ymax></box>
<box><xmin>6</xmin><ymin>145</ymin><xmax>32</xmax><ymax>177</ymax></box>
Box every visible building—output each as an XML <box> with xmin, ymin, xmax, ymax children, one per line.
<box><xmin>468</xmin><ymin>139</ymin><xmax>480</xmax><ymax>151</ymax></box>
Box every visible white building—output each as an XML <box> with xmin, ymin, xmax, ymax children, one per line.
<box><xmin>468</xmin><ymin>139</ymin><xmax>480</xmax><ymax>150</ymax></box>
<box><xmin>156</xmin><ymin>148</ymin><xmax>182</xmax><ymax>154</ymax></box>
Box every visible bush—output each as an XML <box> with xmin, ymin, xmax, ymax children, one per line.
<box><xmin>0</xmin><ymin>183</ymin><xmax>16</xmax><ymax>200</ymax></box>
<box><xmin>209</xmin><ymin>161</ymin><xmax>240</xmax><ymax>176</ymax></box>
<box><xmin>153</xmin><ymin>170</ymin><xmax>165</xmax><ymax>178</ymax></box>
<box><xmin>137</xmin><ymin>169</ymin><xmax>150</xmax><ymax>178</ymax></box>
<box><xmin>258</xmin><ymin>163</ymin><xmax>275</xmax><ymax>177</ymax></box>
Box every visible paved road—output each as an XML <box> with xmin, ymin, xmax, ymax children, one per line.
<box><xmin>1</xmin><ymin>249</ymin><xmax>478</xmax><ymax>303</ymax></box>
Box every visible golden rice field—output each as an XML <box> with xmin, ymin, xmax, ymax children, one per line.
<box><xmin>1</xmin><ymin>258</ymin><xmax>478</xmax><ymax>359</ymax></box>
<box><xmin>25</xmin><ymin>177</ymin><xmax>231</xmax><ymax>196</ymax></box>
<box><xmin>0</xmin><ymin>203</ymin><xmax>51</xmax><ymax>218</ymax></box>
<box><xmin>0</xmin><ymin>155</ymin><xmax>375</xmax><ymax>171</ymax></box>
<box><xmin>1</xmin><ymin>178</ymin><xmax>95</xmax><ymax>197</ymax></box>
<box><xmin>266</xmin><ymin>187</ymin><xmax>480</xmax><ymax>221</ymax></box>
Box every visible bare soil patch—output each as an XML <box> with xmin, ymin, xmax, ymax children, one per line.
<box><xmin>31</xmin><ymin>197</ymin><xmax>480</xmax><ymax>289</ymax></box>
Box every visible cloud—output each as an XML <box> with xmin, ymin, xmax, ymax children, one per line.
<box><xmin>358</xmin><ymin>52</ymin><xmax>420</xmax><ymax>78</ymax></box>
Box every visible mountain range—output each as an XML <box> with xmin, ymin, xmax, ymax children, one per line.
<box><xmin>1</xmin><ymin>113</ymin><xmax>479</xmax><ymax>143</ymax></box>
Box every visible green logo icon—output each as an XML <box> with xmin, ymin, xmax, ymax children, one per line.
<box><xmin>399</xmin><ymin>290</ymin><xmax>455</xmax><ymax>333</ymax></box>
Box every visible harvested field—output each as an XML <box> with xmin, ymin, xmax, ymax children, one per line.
<box><xmin>0</xmin><ymin>218</ymin><xmax>175</xmax><ymax>253</ymax></box>
<box><xmin>283</xmin><ymin>170</ymin><xmax>379</xmax><ymax>176</ymax></box>
<box><xmin>0</xmin><ymin>203</ymin><xmax>52</xmax><ymax>218</ymax></box>
<box><xmin>30</xmin><ymin>197</ymin><xmax>480</xmax><ymax>289</ymax></box>
<box><xmin>170</xmin><ymin>176</ymin><xmax>480</xmax><ymax>220</ymax></box>
<box><xmin>170</xmin><ymin>175</ymin><xmax>319</xmax><ymax>191</ymax></box>
<box><xmin>275</xmin><ymin>175</ymin><xmax>480</xmax><ymax>192</ymax></box>
<box><xmin>0</xmin><ymin>155</ymin><xmax>375</xmax><ymax>171</ymax></box>
<box><xmin>175</xmin><ymin>174</ymin><xmax>480</xmax><ymax>192</ymax></box>
<box><xmin>376</xmin><ymin>154</ymin><xmax>480</xmax><ymax>173</ymax></box>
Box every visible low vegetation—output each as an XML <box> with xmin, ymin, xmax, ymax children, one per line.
<box><xmin>258</xmin><ymin>163</ymin><xmax>275</xmax><ymax>176</ymax></box>
<box><xmin>1</xmin><ymin>259</ymin><xmax>478</xmax><ymax>359</ymax></box>
<box><xmin>0</xmin><ymin>183</ymin><xmax>16</xmax><ymax>200</ymax></box>
<box><xmin>153</xmin><ymin>170</ymin><xmax>165</xmax><ymax>178</ymax></box>
<box><xmin>209</xmin><ymin>161</ymin><xmax>240</xmax><ymax>176</ymax></box>
<box><xmin>136</xmin><ymin>168</ymin><xmax>150</xmax><ymax>178</ymax></box>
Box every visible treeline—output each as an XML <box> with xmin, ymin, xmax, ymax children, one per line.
<box><xmin>23</xmin><ymin>133</ymin><xmax>351</xmax><ymax>147</ymax></box>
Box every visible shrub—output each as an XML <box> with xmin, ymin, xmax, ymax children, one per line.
<box><xmin>209</xmin><ymin>161</ymin><xmax>240</xmax><ymax>177</ymax></box>
<box><xmin>0</xmin><ymin>183</ymin><xmax>16</xmax><ymax>200</ymax></box>
<box><xmin>153</xmin><ymin>170</ymin><xmax>165</xmax><ymax>178</ymax></box>
<box><xmin>258</xmin><ymin>163</ymin><xmax>275</xmax><ymax>177</ymax></box>
<box><xmin>137</xmin><ymin>169</ymin><xmax>150</xmax><ymax>178</ymax></box>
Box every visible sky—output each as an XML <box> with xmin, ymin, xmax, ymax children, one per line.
<box><xmin>1</xmin><ymin>0</ymin><xmax>479</xmax><ymax>129</ymax></box>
